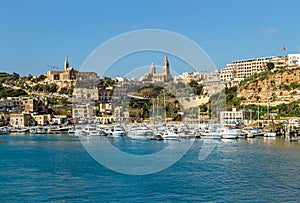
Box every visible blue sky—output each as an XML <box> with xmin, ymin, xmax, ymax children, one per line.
<box><xmin>1</xmin><ymin>0</ymin><xmax>300</xmax><ymax>76</ymax></box>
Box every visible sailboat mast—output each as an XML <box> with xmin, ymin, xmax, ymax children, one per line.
<box><xmin>164</xmin><ymin>90</ymin><xmax>166</xmax><ymax>122</ymax></box>
<box><xmin>257</xmin><ymin>105</ymin><xmax>260</xmax><ymax>128</ymax></box>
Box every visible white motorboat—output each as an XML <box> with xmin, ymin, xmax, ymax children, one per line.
<box><xmin>112</xmin><ymin>126</ymin><xmax>126</xmax><ymax>137</ymax></box>
<box><xmin>264</xmin><ymin>132</ymin><xmax>276</xmax><ymax>137</ymax></box>
<box><xmin>74</xmin><ymin>126</ymin><xmax>86</xmax><ymax>136</ymax></box>
<box><xmin>68</xmin><ymin>128</ymin><xmax>76</xmax><ymax>134</ymax></box>
<box><xmin>128</xmin><ymin>126</ymin><xmax>153</xmax><ymax>139</ymax></box>
<box><xmin>162</xmin><ymin>130</ymin><xmax>179</xmax><ymax>140</ymax></box>
<box><xmin>102</xmin><ymin>127</ymin><xmax>113</xmax><ymax>136</ymax></box>
<box><xmin>201</xmin><ymin>131</ymin><xmax>222</xmax><ymax>139</ymax></box>
<box><xmin>221</xmin><ymin>128</ymin><xmax>239</xmax><ymax>139</ymax></box>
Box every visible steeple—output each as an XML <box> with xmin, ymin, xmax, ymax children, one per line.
<box><xmin>163</xmin><ymin>54</ymin><xmax>169</xmax><ymax>67</ymax></box>
<box><xmin>64</xmin><ymin>56</ymin><xmax>69</xmax><ymax>71</ymax></box>
<box><xmin>162</xmin><ymin>54</ymin><xmax>170</xmax><ymax>81</ymax></box>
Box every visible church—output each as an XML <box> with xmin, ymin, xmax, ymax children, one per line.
<box><xmin>47</xmin><ymin>56</ymin><xmax>78</xmax><ymax>81</ymax></box>
<box><xmin>47</xmin><ymin>57</ymin><xmax>99</xmax><ymax>82</ymax></box>
<box><xmin>142</xmin><ymin>54</ymin><xmax>171</xmax><ymax>83</ymax></box>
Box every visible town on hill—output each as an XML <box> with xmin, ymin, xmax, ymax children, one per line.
<box><xmin>1</xmin><ymin>53</ymin><xmax>300</xmax><ymax>135</ymax></box>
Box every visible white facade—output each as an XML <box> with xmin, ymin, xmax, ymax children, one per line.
<box><xmin>288</xmin><ymin>54</ymin><xmax>300</xmax><ymax>66</ymax></box>
<box><xmin>220</xmin><ymin>108</ymin><xmax>244</xmax><ymax>124</ymax></box>
<box><xmin>219</xmin><ymin>64</ymin><xmax>235</xmax><ymax>81</ymax></box>
<box><xmin>219</xmin><ymin>56</ymin><xmax>289</xmax><ymax>83</ymax></box>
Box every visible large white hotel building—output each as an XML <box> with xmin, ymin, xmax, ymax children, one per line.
<box><xmin>219</xmin><ymin>54</ymin><xmax>300</xmax><ymax>85</ymax></box>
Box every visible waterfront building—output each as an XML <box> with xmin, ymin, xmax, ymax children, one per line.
<box><xmin>10</xmin><ymin>113</ymin><xmax>31</xmax><ymax>127</ymax></box>
<box><xmin>142</xmin><ymin>54</ymin><xmax>171</xmax><ymax>83</ymax></box>
<box><xmin>33</xmin><ymin>114</ymin><xmax>51</xmax><ymax>126</ymax></box>
<box><xmin>220</xmin><ymin>108</ymin><xmax>244</xmax><ymax>125</ymax></box>
<box><xmin>51</xmin><ymin>115</ymin><xmax>68</xmax><ymax>125</ymax></box>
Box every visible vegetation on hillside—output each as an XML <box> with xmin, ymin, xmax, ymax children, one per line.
<box><xmin>0</xmin><ymin>86</ymin><xmax>28</xmax><ymax>98</ymax></box>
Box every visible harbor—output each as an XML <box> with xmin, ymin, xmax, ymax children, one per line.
<box><xmin>1</xmin><ymin>1</ymin><xmax>300</xmax><ymax>202</ymax></box>
<box><xmin>1</xmin><ymin>133</ymin><xmax>300</xmax><ymax>202</ymax></box>
<box><xmin>1</xmin><ymin>120</ymin><xmax>300</xmax><ymax>142</ymax></box>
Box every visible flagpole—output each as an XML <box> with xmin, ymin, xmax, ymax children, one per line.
<box><xmin>283</xmin><ymin>45</ymin><xmax>287</xmax><ymax>58</ymax></box>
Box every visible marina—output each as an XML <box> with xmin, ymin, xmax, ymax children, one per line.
<box><xmin>1</xmin><ymin>134</ymin><xmax>300</xmax><ymax>202</ymax></box>
<box><xmin>2</xmin><ymin>121</ymin><xmax>300</xmax><ymax>141</ymax></box>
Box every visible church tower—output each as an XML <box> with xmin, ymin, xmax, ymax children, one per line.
<box><xmin>162</xmin><ymin>54</ymin><xmax>171</xmax><ymax>81</ymax></box>
<box><xmin>64</xmin><ymin>56</ymin><xmax>69</xmax><ymax>71</ymax></box>
<box><xmin>150</xmin><ymin>63</ymin><xmax>156</xmax><ymax>75</ymax></box>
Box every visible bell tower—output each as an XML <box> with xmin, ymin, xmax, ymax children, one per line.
<box><xmin>64</xmin><ymin>56</ymin><xmax>69</xmax><ymax>71</ymax></box>
<box><xmin>162</xmin><ymin>54</ymin><xmax>170</xmax><ymax>81</ymax></box>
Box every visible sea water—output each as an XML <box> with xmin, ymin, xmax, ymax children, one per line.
<box><xmin>1</xmin><ymin>135</ymin><xmax>300</xmax><ymax>202</ymax></box>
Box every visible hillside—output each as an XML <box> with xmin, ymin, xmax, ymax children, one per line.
<box><xmin>237</xmin><ymin>66</ymin><xmax>300</xmax><ymax>106</ymax></box>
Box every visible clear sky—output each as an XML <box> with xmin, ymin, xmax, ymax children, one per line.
<box><xmin>1</xmin><ymin>0</ymin><xmax>300</xmax><ymax>76</ymax></box>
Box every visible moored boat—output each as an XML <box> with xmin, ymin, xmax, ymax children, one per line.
<box><xmin>150</xmin><ymin>134</ymin><xmax>164</xmax><ymax>140</ymax></box>
<box><xmin>161</xmin><ymin>130</ymin><xmax>179</xmax><ymax>140</ymax></box>
<box><xmin>0</xmin><ymin>127</ymin><xmax>11</xmax><ymax>135</ymax></box>
<box><xmin>264</xmin><ymin>132</ymin><xmax>277</xmax><ymax>137</ymax></box>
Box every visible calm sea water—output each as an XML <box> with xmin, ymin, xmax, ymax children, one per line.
<box><xmin>1</xmin><ymin>135</ymin><xmax>300</xmax><ymax>202</ymax></box>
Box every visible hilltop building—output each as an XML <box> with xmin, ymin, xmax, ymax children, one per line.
<box><xmin>142</xmin><ymin>54</ymin><xmax>171</xmax><ymax>83</ymax></box>
<box><xmin>47</xmin><ymin>56</ymin><xmax>99</xmax><ymax>82</ymax></box>
<box><xmin>219</xmin><ymin>54</ymin><xmax>300</xmax><ymax>86</ymax></box>
<box><xmin>47</xmin><ymin>57</ymin><xmax>78</xmax><ymax>81</ymax></box>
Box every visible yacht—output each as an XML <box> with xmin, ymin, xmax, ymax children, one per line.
<box><xmin>128</xmin><ymin>125</ymin><xmax>153</xmax><ymax>139</ymax></box>
<box><xmin>221</xmin><ymin>128</ymin><xmax>244</xmax><ymax>139</ymax></box>
<box><xmin>201</xmin><ymin>131</ymin><xmax>222</xmax><ymax>139</ymax></box>
<box><xmin>200</xmin><ymin>125</ymin><xmax>222</xmax><ymax>139</ymax></box>
<box><xmin>161</xmin><ymin>130</ymin><xmax>179</xmax><ymax>140</ymax></box>
<box><xmin>111</xmin><ymin>126</ymin><xmax>126</xmax><ymax>137</ymax></box>
<box><xmin>264</xmin><ymin>132</ymin><xmax>276</xmax><ymax>137</ymax></box>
